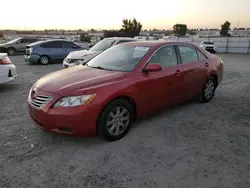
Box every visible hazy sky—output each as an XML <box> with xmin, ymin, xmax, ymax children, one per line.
<box><xmin>1</xmin><ymin>0</ymin><xmax>250</xmax><ymax>30</ymax></box>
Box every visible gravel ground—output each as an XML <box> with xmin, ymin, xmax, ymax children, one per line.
<box><xmin>0</xmin><ymin>54</ymin><xmax>250</xmax><ymax>188</ymax></box>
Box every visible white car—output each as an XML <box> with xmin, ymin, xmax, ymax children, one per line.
<box><xmin>199</xmin><ymin>41</ymin><xmax>217</xmax><ymax>54</ymax></box>
<box><xmin>63</xmin><ymin>37</ymin><xmax>137</xmax><ymax>68</ymax></box>
<box><xmin>0</xmin><ymin>53</ymin><xmax>17</xmax><ymax>84</ymax></box>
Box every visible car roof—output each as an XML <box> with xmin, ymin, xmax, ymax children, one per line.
<box><xmin>106</xmin><ymin>37</ymin><xmax>137</xmax><ymax>41</ymax></box>
<box><xmin>121</xmin><ymin>41</ymin><xmax>196</xmax><ymax>48</ymax></box>
<box><xmin>27</xmin><ymin>39</ymin><xmax>73</xmax><ymax>47</ymax></box>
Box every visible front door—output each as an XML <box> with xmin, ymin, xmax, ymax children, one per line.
<box><xmin>136</xmin><ymin>45</ymin><xmax>185</xmax><ymax>116</ymax></box>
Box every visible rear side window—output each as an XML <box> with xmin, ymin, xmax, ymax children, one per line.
<box><xmin>197</xmin><ymin>50</ymin><xmax>207</xmax><ymax>60</ymax></box>
<box><xmin>40</xmin><ymin>41</ymin><xmax>63</xmax><ymax>48</ymax></box>
<box><xmin>178</xmin><ymin>45</ymin><xmax>199</xmax><ymax>64</ymax></box>
<box><xmin>27</xmin><ymin>38</ymin><xmax>38</xmax><ymax>43</ymax></box>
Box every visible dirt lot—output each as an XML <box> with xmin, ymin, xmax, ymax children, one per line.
<box><xmin>0</xmin><ymin>54</ymin><xmax>250</xmax><ymax>188</ymax></box>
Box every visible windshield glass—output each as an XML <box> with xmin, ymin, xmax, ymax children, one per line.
<box><xmin>6</xmin><ymin>38</ymin><xmax>21</xmax><ymax>44</ymax></box>
<box><xmin>203</xmin><ymin>42</ymin><xmax>214</xmax><ymax>45</ymax></box>
<box><xmin>87</xmin><ymin>45</ymin><xmax>150</xmax><ymax>72</ymax></box>
<box><xmin>89</xmin><ymin>38</ymin><xmax>116</xmax><ymax>52</ymax></box>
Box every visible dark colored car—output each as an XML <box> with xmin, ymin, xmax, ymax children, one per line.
<box><xmin>28</xmin><ymin>41</ymin><xmax>223</xmax><ymax>141</ymax></box>
<box><xmin>24</xmin><ymin>39</ymin><xmax>85</xmax><ymax>65</ymax></box>
<box><xmin>0</xmin><ymin>37</ymin><xmax>39</xmax><ymax>56</ymax></box>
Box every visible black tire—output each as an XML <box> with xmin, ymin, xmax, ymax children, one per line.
<box><xmin>97</xmin><ymin>99</ymin><xmax>134</xmax><ymax>141</ymax></box>
<box><xmin>7</xmin><ymin>47</ymin><xmax>16</xmax><ymax>56</ymax></box>
<box><xmin>200</xmin><ymin>77</ymin><xmax>217</xmax><ymax>103</ymax></box>
<box><xmin>39</xmin><ymin>55</ymin><xmax>50</xmax><ymax>65</ymax></box>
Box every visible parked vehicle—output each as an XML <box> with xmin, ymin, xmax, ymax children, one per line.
<box><xmin>28</xmin><ymin>41</ymin><xmax>223</xmax><ymax>141</ymax></box>
<box><xmin>24</xmin><ymin>39</ymin><xmax>85</xmax><ymax>65</ymax></box>
<box><xmin>0</xmin><ymin>37</ymin><xmax>39</xmax><ymax>56</ymax></box>
<box><xmin>199</xmin><ymin>41</ymin><xmax>217</xmax><ymax>54</ymax></box>
<box><xmin>0</xmin><ymin>53</ymin><xmax>17</xmax><ymax>84</ymax></box>
<box><xmin>63</xmin><ymin>37</ymin><xmax>137</xmax><ymax>68</ymax></box>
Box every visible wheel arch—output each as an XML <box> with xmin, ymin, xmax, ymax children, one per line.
<box><xmin>96</xmin><ymin>95</ymin><xmax>137</xmax><ymax>132</ymax></box>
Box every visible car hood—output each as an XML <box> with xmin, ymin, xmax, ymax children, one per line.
<box><xmin>67</xmin><ymin>49</ymin><xmax>101</xmax><ymax>59</ymax></box>
<box><xmin>34</xmin><ymin>65</ymin><xmax>126</xmax><ymax>96</ymax></box>
<box><xmin>0</xmin><ymin>43</ymin><xmax>7</xmax><ymax>46</ymax></box>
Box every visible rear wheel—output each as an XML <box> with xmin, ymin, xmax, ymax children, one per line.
<box><xmin>97</xmin><ymin>99</ymin><xmax>134</xmax><ymax>141</ymax></box>
<box><xmin>200</xmin><ymin>77</ymin><xmax>217</xmax><ymax>103</ymax></box>
<box><xmin>7</xmin><ymin>48</ymin><xmax>16</xmax><ymax>56</ymax></box>
<box><xmin>39</xmin><ymin>55</ymin><xmax>50</xmax><ymax>65</ymax></box>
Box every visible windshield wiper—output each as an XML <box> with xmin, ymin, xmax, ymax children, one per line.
<box><xmin>89</xmin><ymin>65</ymin><xmax>112</xmax><ymax>71</ymax></box>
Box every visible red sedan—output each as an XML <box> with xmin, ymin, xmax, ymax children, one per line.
<box><xmin>28</xmin><ymin>41</ymin><xmax>223</xmax><ymax>141</ymax></box>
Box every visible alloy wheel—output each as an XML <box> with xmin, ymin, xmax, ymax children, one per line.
<box><xmin>40</xmin><ymin>56</ymin><xmax>49</xmax><ymax>65</ymax></box>
<box><xmin>106</xmin><ymin>106</ymin><xmax>130</xmax><ymax>136</ymax></box>
<box><xmin>204</xmin><ymin>79</ymin><xmax>215</xmax><ymax>100</ymax></box>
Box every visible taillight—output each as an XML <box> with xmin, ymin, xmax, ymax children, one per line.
<box><xmin>0</xmin><ymin>57</ymin><xmax>11</xmax><ymax>65</ymax></box>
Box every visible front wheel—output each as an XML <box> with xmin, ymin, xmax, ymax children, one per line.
<box><xmin>200</xmin><ymin>77</ymin><xmax>217</xmax><ymax>103</ymax></box>
<box><xmin>97</xmin><ymin>99</ymin><xmax>134</xmax><ymax>141</ymax></box>
<box><xmin>39</xmin><ymin>55</ymin><xmax>50</xmax><ymax>65</ymax></box>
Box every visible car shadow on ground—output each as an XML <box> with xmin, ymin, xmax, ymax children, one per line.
<box><xmin>25</xmin><ymin>62</ymin><xmax>63</xmax><ymax>66</ymax></box>
<box><xmin>0</xmin><ymin>83</ymin><xmax>19</xmax><ymax>93</ymax></box>
<box><xmin>31</xmin><ymin>99</ymin><xmax>199</xmax><ymax>147</ymax></box>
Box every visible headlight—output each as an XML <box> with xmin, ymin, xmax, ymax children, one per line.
<box><xmin>53</xmin><ymin>94</ymin><xmax>96</xmax><ymax>107</ymax></box>
<box><xmin>70</xmin><ymin>59</ymin><xmax>84</xmax><ymax>65</ymax></box>
<box><xmin>74</xmin><ymin>60</ymin><xmax>84</xmax><ymax>65</ymax></box>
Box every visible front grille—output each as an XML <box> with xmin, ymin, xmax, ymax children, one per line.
<box><xmin>29</xmin><ymin>95</ymin><xmax>52</xmax><ymax>108</ymax></box>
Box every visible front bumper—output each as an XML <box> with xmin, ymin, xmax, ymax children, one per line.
<box><xmin>24</xmin><ymin>54</ymin><xmax>40</xmax><ymax>63</ymax></box>
<box><xmin>28</xmin><ymin>87</ymin><xmax>101</xmax><ymax>137</ymax></box>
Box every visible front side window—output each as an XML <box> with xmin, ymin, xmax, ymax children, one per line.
<box><xmin>61</xmin><ymin>41</ymin><xmax>74</xmax><ymax>48</ymax></box>
<box><xmin>87</xmin><ymin>45</ymin><xmax>150</xmax><ymax>72</ymax></box>
<box><xmin>89</xmin><ymin>38</ymin><xmax>116</xmax><ymax>52</ymax></box>
<box><xmin>197</xmin><ymin>49</ymin><xmax>207</xmax><ymax>60</ymax></box>
<box><xmin>147</xmin><ymin>46</ymin><xmax>178</xmax><ymax>68</ymax></box>
<box><xmin>178</xmin><ymin>45</ymin><xmax>199</xmax><ymax>64</ymax></box>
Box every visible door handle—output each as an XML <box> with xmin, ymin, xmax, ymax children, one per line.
<box><xmin>205</xmin><ymin>63</ymin><xmax>209</xmax><ymax>67</ymax></box>
<box><xmin>175</xmin><ymin>70</ymin><xmax>181</xmax><ymax>76</ymax></box>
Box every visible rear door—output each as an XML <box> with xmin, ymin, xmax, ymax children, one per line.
<box><xmin>137</xmin><ymin>45</ymin><xmax>185</xmax><ymax>115</ymax></box>
<box><xmin>176</xmin><ymin>44</ymin><xmax>209</xmax><ymax>99</ymax></box>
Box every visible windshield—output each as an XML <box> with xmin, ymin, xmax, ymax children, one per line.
<box><xmin>203</xmin><ymin>42</ymin><xmax>214</xmax><ymax>45</ymax></box>
<box><xmin>89</xmin><ymin>38</ymin><xmax>116</xmax><ymax>52</ymax></box>
<box><xmin>86</xmin><ymin>45</ymin><xmax>150</xmax><ymax>72</ymax></box>
<box><xmin>6</xmin><ymin>38</ymin><xmax>21</xmax><ymax>44</ymax></box>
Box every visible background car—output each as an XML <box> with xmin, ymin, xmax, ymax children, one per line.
<box><xmin>0</xmin><ymin>37</ymin><xmax>39</xmax><ymax>56</ymax></box>
<box><xmin>199</xmin><ymin>41</ymin><xmax>217</xmax><ymax>54</ymax></box>
<box><xmin>28</xmin><ymin>41</ymin><xmax>223</xmax><ymax>141</ymax></box>
<box><xmin>24</xmin><ymin>39</ymin><xmax>85</xmax><ymax>65</ymax></box>
<box><xmin>0</xmin><ymin>53</ymin><xmax>17</xmax><ymax>84</ymax></box>
<box><xmin>63</xmin><ymin>37</ymin><xmax>137</xmax><ymax>68</ymax></box>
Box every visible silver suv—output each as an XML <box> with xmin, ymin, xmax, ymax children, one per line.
<box><xmin>199</xmin><ymin>41</ymin><xmax>217</xmax><ymax>54</ymax></box>
<box><xmin>63</xmin><ymin>37</ymin><xmax>137</xmax><ymax>68</ymax></box>
<box><xmin>0</xmin><ymin>37</ymin><xmax>39</xmax><ymax>56</ymax></box>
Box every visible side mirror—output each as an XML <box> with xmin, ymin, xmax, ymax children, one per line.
<box><xmin>144</xmin><ymin>64</ymin><xmax>162</xmax><ymax>72</ymax></box>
